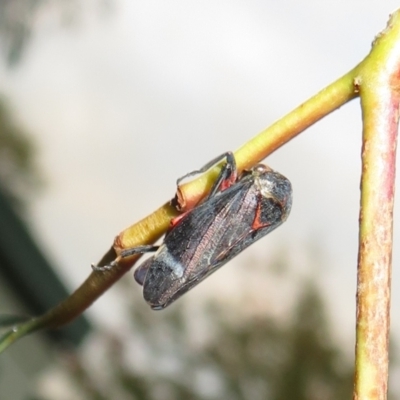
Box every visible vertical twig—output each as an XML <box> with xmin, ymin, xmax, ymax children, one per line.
<box><xmin>354</xmin><ymin>11</ymin><xmax>400</xmax><ymax>400</ymax></box>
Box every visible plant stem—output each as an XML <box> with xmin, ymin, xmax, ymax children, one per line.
<box><xmin>0</xmin><ymin>72</ymin><xmax>359</xmax><ymax>351</ymax></box>
<box><xmin>353</xmin><ymin>11</ymin><xmax>400</xmax><ymax>400</ymax></box>
<box><xmin>3</xmin><ymin>11</ymin><xmax>400</xmax><ymax>360</ymax></box>
<box><xmin>178</xmin><ymin>70</ymin><xmax>357</xmax><ymax>211</ymax></box>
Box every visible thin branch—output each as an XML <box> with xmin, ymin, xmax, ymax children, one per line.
<box><xmin>0</xmin><ymin>63</ymin><xmax>358</xmax><ymax>350</ymax></box>
<box><xmin>352</xmin><ymin>11</ymin><xmax>400</xmax><ymax>400</ymax></box>
<box><xmin>4</xmin><ymin>11</ymin><xmax>399</xmax><ymax>354</ymax></box>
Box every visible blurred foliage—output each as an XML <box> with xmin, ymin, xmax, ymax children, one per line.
<box><xmin>0</xmin><ymin>0</ymin><xmax>112</xmax><ymax>65</ymax></box>
<box><xmin>0</xmin><ymin>0</ymin><xmax>42</xmax><ymax>65</ymax></box>
<box><xmin>61</xmin><ymin>263</ymin><xmax>364</xmax><ymax>400</ymax></box>
<box><xmin>0</xmin><ymin>2</ymin><xmax>110</xmax><ymax>209</ymax></box>
<box><xmin>0</xmin><ymin>0</ymin><xmax>100</xmax><ymax>209</ymax></box>
<box><xmin>0</xmin><ymin>0</ymin><xmax>49</xmax><ymax>209</ymax></box>
<box><xmin>0</xmin><ymin>4</ymin><xmax>396</xmax><ymax>400</ymax></box>
<box><xmin>0</xmin><ymin>0</ymin><xmax>81</xmax><ymax>65</ymax></box>
<box><xmin>0</xmin><ymin>97</ymin><xmax>41</xmax><ymax>210</ymax></box>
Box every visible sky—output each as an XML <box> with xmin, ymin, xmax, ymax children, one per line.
<box><xmin>1</xmin><ymin>0</ymin><xmax>400</xmax><ymax>354</ymax></box>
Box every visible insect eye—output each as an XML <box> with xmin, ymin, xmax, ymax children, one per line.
<box><xmin>253</xmin><ymin>164</ymin><xmax>271</xmax><ymax>174</ymax></box>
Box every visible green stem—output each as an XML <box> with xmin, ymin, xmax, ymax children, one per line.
<box><xmin>178</xmin><ymin>69</ymin><xmax>358</xmax><ymax>211</ymax></box>
<box><xmin>0</xmin><ymin>72</ymin><xmax>359</xmax><ymax>352</ymax></box>
<box><xmin>352</xmin><ymin>11</ymin><xmax>400</xmax><ymax>400</ymax></box>
<box><xmin>0</xmin><ymin>318</ymin><xmax>40</xmax><ymax>353</ymax></box>
<box><xmin>4</xmin><ymin>10</ymin><xmax>399</xmax><ymax>357</ymax></box>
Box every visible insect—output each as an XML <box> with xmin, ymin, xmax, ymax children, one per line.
<box><xmin>100</xmin><ymin>152</ymin><xmax>292</xmax><ymax>310</ymax></box>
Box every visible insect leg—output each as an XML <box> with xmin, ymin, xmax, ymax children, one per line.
<box><xmin>119</xmin><ymin>245</ymin><xmax>159</xmax><ymax>258</ymax></box>
<box><xmin>92</xmin><ymin>245</ymin><xmax>159</xmax><ymax>271</ymax></box>
<box><xmin>177</xmin><ymin>151</ymin><xmax>237</xmax><ymax>199</ymax></box>
<box><xmin>208</xmin><ymin>152</ymin><xmax>237</xmax><ymax>198</ymax></box>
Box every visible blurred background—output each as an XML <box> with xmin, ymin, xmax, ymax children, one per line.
<box><xmin>0</xmin><ymin>1</ymin><xmax>400</xmax><ymax>399</ymax></box>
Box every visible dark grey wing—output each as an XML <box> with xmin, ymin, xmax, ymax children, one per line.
<box><xmin>142</xmin><ymin>178</ymin><xmax>255</xmax><ymax>307</ymax></box>
<box><xmin>211</xmin><ymin>194</ymin><xmax>286</xmax><ymax>268</ymax></box>
<box><xmin>142</xmin><ymin>169</ymin><xmax>290</xmax><ymax>309</ymax></box>
<box><xmin>166</xmin><ymin>180</ymin><xmax>255</xmax><ymax>268</ymax></box>
<box><xmin>142</xmin><ymin>189</ymin><xmax>249</xmax><ymax>309</ymax></box>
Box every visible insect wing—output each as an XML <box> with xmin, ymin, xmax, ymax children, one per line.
<box><xmin>195</xmin><ymin>170</ymin><xmax>292</xmax><ymax>275</ymax></box>
<box><xmin>213</xmin><ymin>195</ymin><xmax>289</xmax><ymax>266</ymax></box>
<box><xmin>140</xmin><ymin>167</ymin><xmax>292</xmax><ymax>310</ymax></box>
<box><xmin>141</xmin><ymin>176</ymin><xmax>255</xmax><ymax>309</ymax></box>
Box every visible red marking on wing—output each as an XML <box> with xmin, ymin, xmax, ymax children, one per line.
<box><xmin>252</xmin><ymin>195</ymin><xmax>271</xmax><ymax>230</ymax></box>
